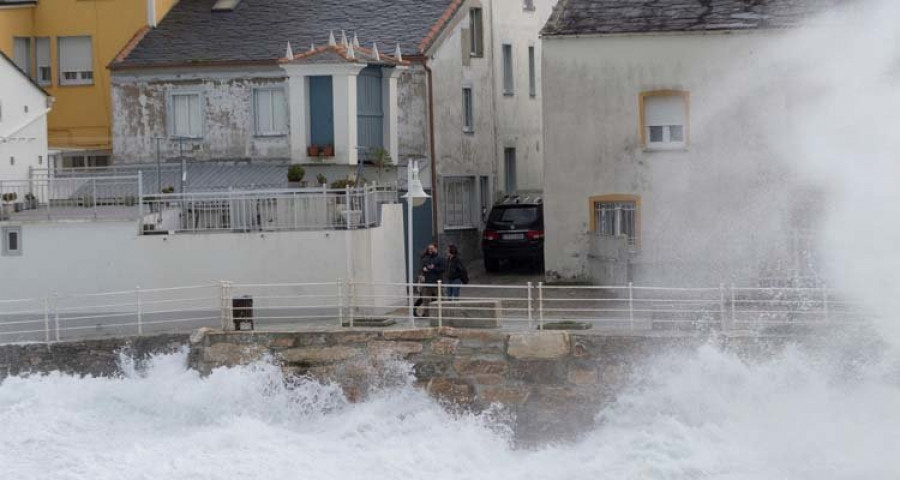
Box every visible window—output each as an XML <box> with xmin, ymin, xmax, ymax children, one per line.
<box><xmin>462</xmin><ymin>87</ymin><xmax>474</xmax><ymax>133</ymax></box>
<box><xmin>2</xmin><ymin>227</ymin><xmax>22</xmax><ymax>256</ymax></box>
<box><xmin>169</xmin><ymin>92</ymin><xmax>202</xmax><ymax>138</ymax></box>
<box><xmin>443</xmin><ymin>177</ymin><xmax>476</xmax><ymax>228</ymax></box>
<box><xmin>641</xmin><ymin>91</ymin><xmax>688</xmax><ymax>148</ymax></box>
<box><xmin>36</xmin><ymin>37</ymin><xmax>51</xmax><ymax>85</ymax></box>
<box><xmin>38</xmin><ymin>155</ymin><xmax>43</xmax><ymax>165</ymax></box>
<box><xmin>591</xmin><ymin>195</ymin><xmax>640</xmax><ymax>246</ymax></box>
<box><xmin>253</xmin><ymin>88</ymin><xmax>287</xmax><ymax>136</ymax></box>
<box><xmin>58</xmin><ymin>36</ymin><xmax>94</xmax><ymax>85</ymax></box>
<box><xmin>13</xmin><ymin>37</ymin><xmax>31</xmax><ymax>75</ymax></box>
<box><xmin>469</xmin><ymin>8</ymin><xmax>483</xmax><ymax>57</ymax></box>
<box><xmin>528</xmin><ymin>46</ymin><xmax>536</xmax><ymax>98</ymax></box>
<box><xmin>308</xmin><ymin>76</ymin><xmax>334</xmax><ymax>147</ymax></box>
<box><xmin>524</xmin><ymin>0</ymin><xmax>535</xmax><ymax>10</ymax></box>
<box><xmin>504</xmin><ymin>147</ymin><xmax>517</xmax><ymax>193</ymax></box>
<box><xmin>502</xmin><ymin>44</ymin><xmax>514</xmax><ymax>96</ymax></box>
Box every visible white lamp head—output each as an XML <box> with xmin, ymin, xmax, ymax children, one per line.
<box><xmin>403</xmin><ymin>160</ymin><xmax>430</xmax><ymax>207</ymax></box>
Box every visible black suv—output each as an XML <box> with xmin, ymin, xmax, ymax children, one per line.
<box><xmin>481</xmin><ymin>197</ymin><xmax>544</xmax><ymax>272</ymax></box>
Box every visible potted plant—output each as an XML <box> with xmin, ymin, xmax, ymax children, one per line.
<box><xmin>322</xmin><ymin>144</ymin><xmax>335</xmax><ymax>157</ymax></box>
<box><xmin>287</xmin><ymin>164</ymin><xmax>306</xmax><ymax>188</ymax></box>
<box><xmin>24</xmin><ymin>192</ymin><xmax>37</xmax><ymax>210</ymax></box>
<box><xmin>161</xmin><ymin>186</ymin><xmax>175</xmax><ymax>194</ymax></box>
<box><xmin>1</xmin><ymin>192</ymin><xmax>16</xmax><ymax>218</ymax></box>
<box><xmin>316</xmin><ymin>173</ymin><xmax>328</xmax><ymax>186</ymax></box>
<box><xmin>307</xmin><ymin>144</ymin><xmax>320</xmax><ymax>157</ymax></box>
<box><xmin>369</xmin><ymin>147</ymin><xmax>393</xmax><ymax>182</ymax></box>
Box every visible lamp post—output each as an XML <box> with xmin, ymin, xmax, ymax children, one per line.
<box><xmin>403</xmin><ymin>160</ymin><xmax>430</xmax><ymax>327</ymax></box>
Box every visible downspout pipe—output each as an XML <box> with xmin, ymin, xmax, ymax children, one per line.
<box><xmin>418</xmin><ymin>56</ymin><xmax>439</xmax><ymax>239</ymax></box>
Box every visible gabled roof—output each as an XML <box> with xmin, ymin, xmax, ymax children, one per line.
<box><xmin>111</xmin><ymin>0</ymin><xmax>462</xmax><ymax>70</ymax></box>
<box><xmin>0</xmin><ymin>50</ymin><xmax>50</xmax><ymax>97</ymax></box>
<box><xmin>542</xmin><ymin>0</ymin><xmax>846</xmax><ymax>37</ymax></box>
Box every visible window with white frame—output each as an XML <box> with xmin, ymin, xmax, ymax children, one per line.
<box><xmin>462</xmin><ymin>87</ymin><xmax>474</xmax><ymax>133</ymax></box>
<box><xmin>36</xmin><ymin>37</ymin><xmax>51</xmax><ymax>85</ymax></box>
<box><xmin>443</xmin><ymin>177</ymin><xmax>476</xmax><ymax>228</ymax></box>
<box><xmin>502</xmin><ymin>44</ymin><xmax>514</xmax><ymax>95</ymax></box>
<box><xmin>13</xmin><ymin>37</ymin><xmax>31</xmax><ymax>75</ymax></box>
<box><xmin>2</xmin><ymin>227</ymin><xmax>22</xmax><ymax>256</ymax></box>
<box><xmin>593</xmin><ymin>200</ymin><xmax>638</xmax><ymax>246</ymax></box>
<box><xmin>253</xmin><ymin>88</ymin><xmax>287</xmax><ymax>136</ymax></box>
<box><xmin>469</xmin><ymin>8</ymin><xmax>483</xmax><ymax>57</ymax></box>
<box><xmin>58</xmin><ymin>36</ymin><xmax>94</xmax><ymax>85</ymax></box>
<box><xmin>169</xmin><ymin>92</ymin><xmax>203</xmax><ymax>138</ymax></box>
<box><xmin>642</xmin><ymin>92</ymin><xmax>688</xmax><ymax>148</ymax></box>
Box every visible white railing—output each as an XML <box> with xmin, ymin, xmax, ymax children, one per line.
<box><xmin>0</xmin><ymin>281</ymin><xmax>871</xmax><ymax>344</ymax></box>
<box><xmin>140</xmin><ymin>184</ymin><xmax>398</xmax><ymax>233</ymax></box>
<box><xmin>0</xmin><ymin>175</ymin><xmax>141</xmax><ymax>220</ymax></box>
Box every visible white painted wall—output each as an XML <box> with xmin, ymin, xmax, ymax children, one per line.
<box><xmin>491</xmin><ymin>0</ymin><xmax>555</xmax><ymax>193</ymax></box>
<box><xmin>0</xmin><ymin>204</ymin><xmax>406</xmax><ymax>299</ymax></box>
<box><xmin>0</xmin><ymin>58</ymin><xmax>49</xmax><ymax>180</ymax></box>
<box><xmin>542</xmin><ymin>32</ymin><xmax>809</xmax><ymax>284</ymax></box>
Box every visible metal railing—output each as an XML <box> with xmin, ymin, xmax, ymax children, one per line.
<box><xmin>0</xmin><ymin>175</ymin><xmax>142</xmax><ymax>220</ymax></box>
<box><xmin>0</xmin><ymin>281</ymin><xmax>872</xmax><ymax>344</ymax></box>
<box><xmin>0</xmin><ymin>173</ymin><xmax>398</xmax><ymax>231</ymax></box>
<box><xmin>141</xmin><ymin>184</ymin><xmax>398</xmax><ymax>233</ymax></box>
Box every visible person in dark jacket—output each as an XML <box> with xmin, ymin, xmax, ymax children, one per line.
<box><xmin>445</xmin><ymin>244</ymin><xmax>468</xmax><ymax>300</ymax></box>
<box><xmin>417</xmin><ymin>243</ymin><xmax>445</xmax><ymax>317</ymax></box>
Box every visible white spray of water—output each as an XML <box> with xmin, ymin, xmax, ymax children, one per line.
<box><xmin>1</xmin><ymin>347</ymin><xmax>899</xmax><ymax>480</ymax></box>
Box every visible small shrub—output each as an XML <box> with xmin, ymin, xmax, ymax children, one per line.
<box><xmin>1</xmin><ymin>192</ymin><xmax>17</xmax><ymax>203</ymax></box>
<box><xmin>287</xmin><ymin>164</ymin><xmax>306</xmax><ymax>183</ymax></box>
<box><xmin>161</xmin><ymin>186</ymin><xmax>175</xmax><ymax>194</ymax></box>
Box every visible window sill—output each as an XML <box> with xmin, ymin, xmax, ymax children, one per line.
<box><xmin>463</xmin><ymin>128</ymin><xmax>475</xmax><ymax>135</ymax></box>
<box><xmin>469</xmin><ymin>54</ymin><xmax>484</xmax><ymax>59</ymax></box>
<box><xmin>503</xmin><ymin>92</ymin><xmax>514</xmax><ymax>97</ymax></box>
<box><xmin>642</xmin><ymin>144</ymin><xmax>688</xmax><ymax>153</ymax></box>
<box><xmin>254</xmin><ymin>133</ymin><xmax>287</xmax><ymax>139</ymax></box>
<box><xmin>169</xmin><ymin>136</ymin><xmax>203</xmax><ymax>141</ymax></box>
<box><xmin>58</xmin><ymin>82</ymin><xmax>94</xmax><ymax>87</ymax></box>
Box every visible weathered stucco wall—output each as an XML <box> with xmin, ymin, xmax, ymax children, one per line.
<box><xmin>542</xmin><ymin>32</ymin><xmax>808</xmax><ymax>285</ymax></box>
<box><xmin>111</xmin><ymin>67</ymin><xmax>291</xmax><ymax>163</ymax></box>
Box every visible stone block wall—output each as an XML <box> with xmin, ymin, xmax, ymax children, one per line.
<box><xmin>187</xmin><ymin>327</ymin><xmax>735</xmax><ymax>442</ymax></box>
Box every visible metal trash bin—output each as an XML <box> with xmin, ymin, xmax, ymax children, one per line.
<box><xmin>232</xmin><ymin>295</ymin><xmax>254</xmax><ymax>331</ymax></box>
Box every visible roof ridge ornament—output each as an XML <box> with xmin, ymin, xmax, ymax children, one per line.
<box><xmin>285</xmin><ymin>41</ymin><xmax>293</xmax><ymax>59</ymax></box>
<box><xmin>353</xmin><ymin>32</ymin><xmax>360</xmax><ymax>48</ymax></box>
<box><xmin>328</xmin><ymin>30</ymin><xmax>336</xmax><ymax>46</ymax></box>
<box><xmin>347</xmin><ymin>41</ymin><xmax>356</xmax><ymax>59</ymax></box>
<box><xmin>340</xmin><ymin>30</ymin><xmax>348</xmax><ymax>47</ymax></box>
<box><xmin>309</xmin><ymin>42</ymin><xmax>315</xmax><ymax>52</ymax></box>
<box><xmin>372</xmin><ymin>42</ymin><xmax>380</xmax><ymax>62</ymax></box>
<box><xmin>394</xmin><ymin>43</ymin><xmax>402</xmax><ymax>63</ymax></box>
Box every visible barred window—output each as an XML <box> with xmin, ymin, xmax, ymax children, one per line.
<box><xmin>594</xmin><ymin>200</ymin><xmax>637</xmax><ymax>245</ymax></box>
<box><xmin>443</xmin><ymin>177</ymin><xmax>476</xmax><ymax>228</ymax></box>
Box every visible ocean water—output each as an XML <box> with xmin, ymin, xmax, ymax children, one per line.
<box><xmin>2</xmin><ymin>344</ymin><xmax>899</xmax><ymax>480</ymax></box>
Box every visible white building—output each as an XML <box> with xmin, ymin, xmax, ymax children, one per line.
<box><xmin>541</xmin><ymin>0</ymin><xmax>834</xmax><ymax>286</ymax></box>
<box><xmin>108</xmin><ymin>0</ymin><xmax>557</xmax><ymax>258</ymax></box>
<box><xmin>0</xmin><ymin>50</ymin><xmax>51</xmax><ymax>181</ymax></box>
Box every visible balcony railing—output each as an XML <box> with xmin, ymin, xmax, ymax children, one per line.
<box><xmin>0</xmin><ymin>174</ymin><xmax>399</xmax><ymax>232</ymax></box>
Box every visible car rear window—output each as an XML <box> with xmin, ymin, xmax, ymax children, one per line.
<box><xmin>488</xmin><ymin>206</ymin><xmax>540</xmax><ymax>228</ymax></box>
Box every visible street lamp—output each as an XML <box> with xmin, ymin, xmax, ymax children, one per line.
<box><xmin>402</xmin><ymin>160</ymin><xmax>430</xmax><ymax>326</ymax></box>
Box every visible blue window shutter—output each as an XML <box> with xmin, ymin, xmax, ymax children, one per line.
<box><xmin>309</xmin><ymin>76</ymin><xmax>334</xmax><ymax>146</ymax></box>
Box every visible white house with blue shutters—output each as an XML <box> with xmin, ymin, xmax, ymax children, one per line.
<box><xmin>109</xmin><ymin>0</ymin><xmax>557</xmax><ymax>258</ymax></box>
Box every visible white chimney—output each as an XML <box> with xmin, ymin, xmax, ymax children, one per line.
<box><xmin>146</xmin><ymin>0</ymin><xmax>157</xmax><ymax>28</ymax></box>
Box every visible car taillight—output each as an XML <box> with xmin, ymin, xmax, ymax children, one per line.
<box><xmin>483</xmin><ymin>230</ymin><xmax>499</xmax><ymax>241</ymax></box>
<box><xmin>526</xmin><ymin>230</ymin><xmax>544</xmax><ymax>240</ymax></box>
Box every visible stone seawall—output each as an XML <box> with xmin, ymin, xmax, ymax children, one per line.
<box><xmin>0</xmin><ymin>334</ymin><xmax>189</xmax><ymax>379</ymax></box>
<box><xmin>188</xmin><ymin>327</ymin><xmax>803</xmax><ymax>441</ymax></box>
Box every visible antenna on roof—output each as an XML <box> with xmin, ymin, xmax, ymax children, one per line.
<box><xmin>352</xmin><ymin>32</ymin><xmax>360</xmax><ymax>49</ymax></box>
<box><xmin>340</xmin><ymin>30</ymin><xmax>348</xmax><ymax>47</ymax></box>
<box><xmin>328</xmin><ymin>30</ymin><xmax>336</xmax><ymax>46</ymax></box>
<box><xmin>285</xmin><ymin>41</ymin><xmax>293</xmax><ymax>59</ymax></box>
<box><xmin>394</xmin><ymin>43</ymin><xmax>403</xmax><ymax>62</ymax></box>
<box><xmin>372</xmin><ymin>42</ymin><xmax>380</xmax><ymax>62</ymax></box>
